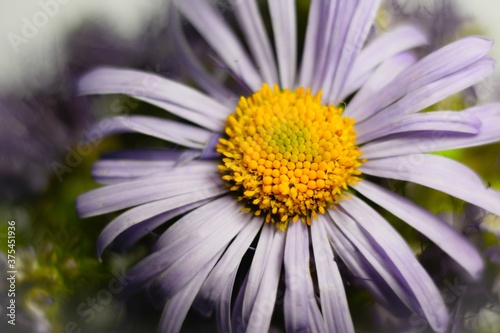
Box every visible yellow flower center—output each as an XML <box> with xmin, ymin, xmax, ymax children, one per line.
<box><xmin>217</xmin><ymin>84</ymin><xmax>363</xmax><ymax>230</ymax></box>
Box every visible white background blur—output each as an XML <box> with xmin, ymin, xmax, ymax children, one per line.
<box><xmin>0</xmin><ymin>0</ymin><xmax>498</xmax><ymax>93</ymax></box>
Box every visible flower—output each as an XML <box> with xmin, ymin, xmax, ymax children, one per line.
<box><xmin>76</xmin><ymin>1</ymin><xmax>500</xmax><ymax>332</ymax></box>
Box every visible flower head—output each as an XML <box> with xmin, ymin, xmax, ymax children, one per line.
<box><xmin>76</xmin><ymin>1</ymin><xmax>500</xmax><ymax>332</ymax></box>
<box><xmin>218</xmin><ymin>83</ymin><xmax>362</xmax><ymax>229</ymax></box>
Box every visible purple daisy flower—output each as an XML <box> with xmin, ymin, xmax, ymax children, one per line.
<box><xmin>76</xmin><ymin>1</ymin><xmax>500</xmax><ymax>332</ymax></box>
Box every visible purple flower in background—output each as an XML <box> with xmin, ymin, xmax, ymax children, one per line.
<box><xmin>76</xmin><ymin>1</ymin><xmax>500</xmax><ymax>332</ymax></box>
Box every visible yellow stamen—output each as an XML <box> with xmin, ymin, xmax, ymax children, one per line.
<box><xmin>217</xmin><ymin>84</ymin><xmax>364</xmax><ymax>231</ymax></box>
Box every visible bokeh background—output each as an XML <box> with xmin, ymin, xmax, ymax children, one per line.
<box><xmin>1</xmin><ymin>0</ymin><xmax>500</xmax><ymax>332</ymax></box>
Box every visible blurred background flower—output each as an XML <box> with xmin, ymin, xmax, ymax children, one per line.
<box><xmin>0</xmin><ymin>0</ymin><xmax>500</xmax><ymax>332</ymax></box>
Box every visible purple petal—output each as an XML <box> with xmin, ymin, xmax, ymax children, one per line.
<box><xmin>246</xmin><ymin>227</ymin><xmax>285</xmax><ymax>333</ymax></box>
<box><xmin>230</xmin><ymin>271</ymin><xmax>249</xmax><ymax>333</ymax></box>
<box><xmin>96</xmin><ymin>191</ymin><xmax>223</xmax><ymax>257</ymax></box>
<box><xmin>298</xmin><ymin>0</ymin><xmax>324</xmax><ymax>88</ymax></box>
<box><xmin>323</xmin><ymin>0</ymin><xmax>381</xmax><ymax>103</ymax></box>
<box><xmin>361</xmin><ymin>104</ymin><xmax>500</xmax><ymax>158</ymax></box>
<box><xmin>340</xmin><ymin>196</ymin><xmax>449</xmax><ymax>332</ymax></box>
<box><xmin>126</xmin><ymin>197</ymin><xmax>247</xmax><ymax>293</ymax></box>
<box><xmin>283</xmin><ymin>221</ymin><xmax>308</xmax><ymax>331</ymax></box>
<box><xmin>284</xmin><ymin>221</ymin><xmax>323</xmax><ymax>332</ymax></box>
<box><xmin>311</xmin><ymin>221</ymin><xmax>354</xmax><ymax>333</ymax></box>
<box><xmin>159</xmin><ymin>251</ymin><xmax>221</xmax><ymax>333</ymax></box>
<box><xmin>356</xmin><ymin>110</ymin><xmax>481</xmax><ymax>144</ymax></box>
<box><xmin>342</xmin><ymin>24</ymin><xmax>428</xmax><ymax>99</ymax></box>
<box><xmin>175</xmin><ymin>0</ymin><xmax>262</xmax><ymax>91</ymax></box>
<box><xmin>326</xmin><ymin>209</ymin><xmax>418</xmax><ymax>310</ymax></box>
<box><xmin>310</xmin><ymin>1</ymin><xmax>353</xmax><ymax>93</ymax></box>
<box><xmin>360</xmin><ymin>154</ymin><xmax>500</xmax><ymax>217</ymax></box>
<box><xmin>268</xmin><ymin>0</ymin><xmax>297</xmax><ymax>88</ymax></box>
<box><xmin>354</xmin><ymin>180</ymin><xmax>484</xmax><ymax>278</ymax></box>
<box><xmin>325</xmin><ymin>215</ymin><xmax>409</xmax><ymax>314</ymax></box>
<box><xmin>76</xmin><ymin>162</ymin><xmax>220</xmax><ymax>217</ymax></box>
<box><xmin>193</xmin><ymin>217</ymin><xmax>262</xmax><ymax>316</ymax></box>
<box><xmin>78</xmin><ymin>67</ymin><xmax>229</xmax><ymax>131</ymax></box>
<box><xmin>89</xmin><ymin>116</ymin><xmax>212</xmax><ymax>149</ymax></box>
<box><xmin>347</xmin><ymin>36</ymin><xmax>493</xmax><ymax>121</ymax></box>
<box><xmin>170</xmin><ymin>10</ymin><xmax>236</xmax><ymax>105</ymax></box>
<box><xmin>357</xmin><ymin>57</ymin><xmax>494</xmax><ymax>130</ymax></box>
<box><xmin>113</xmin><ymin>198</ymin><xmax>212</xmax><ymax>252</ymax></box>
<box><xmin>91</xmin><ymin>159</ymin><xmax>178</xmax><ymax>184</ymax></box>
<box><xmin>91</xmin><ymin>153</ymin><xmax>217</xmax><ymax>184</ymax></box>
<box><xmin>344</xmin><ymin>51</ymin><xmax>417</xmax><ymax>114</ymax></box>
<box><xmin>240</xmin><ymin>224</ymin><xmax>275</xmax><ymax>322</ymax></box>
<box><xmin>216</xmin><ymin>268</ymin><xmax>239</xmax><ymax>333</ymax></box>
<box><xmin>154</xmin><ymin>195</ymin><xmax>237</xmax><ymax>250</ymax></box>
<box><xmin>233</xmin><ymin>0</ymin><xmax>279</xmax><ymax>85</ymax></box>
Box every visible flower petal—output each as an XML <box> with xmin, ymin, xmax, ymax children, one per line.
<box><xmin>357</xmin><ymin>57</ymin><xmax>494</xmax><ymax>129</ymax></box>
<box><xmin>361</xmin><ymin>104</ymin><xmax>500</xmax><ymax>158</ymax></box>
<box><xmin>310</xmin><ymin>1</ymin><xmax>354</xmax><ymax>93</ymax></box>
<box><xmin>78</xmin><ymin>67</ymin><xmax>229</xmax><ymax>131</ymax></box>
<box><xmin>325</xmin><ymin>215</ymin><xmax>409</xmax><ymax>314</ymax></box>
<box><xmin>96</xmin><ymin>192</ymin><xmax>222</xmax><ymax>257</ymax></box>
<box><xmin>326</xmin><ymin>210</ymin><xmax>417</xmax><ymax>310</ymax></box>
<box><xmin>322</xmin><ymin>0</ymin><xmax>381</xmax><ymax>103</ymax></box>
<box><xmin>127</xmin><ymin>197</ymin><xmax>247</xmax><ymax>293</ymax></box>
<box><xmin>159</xmin><ymin>252</ymin><xmax>221</xmax><ymax>333</ymax></box>
<box><xmin>246</xmin><ymin>227</ymin><xmax>285</xmax><ymax>333</ymax></box>
<box><xmin>268</xmin><ymin>0</ymin><xmax>297</xmax><ymax>88</ymax></box>
<box><xmin>342</xmin><ymin>24</ymin><xmax>428</xmax><ymax>99</ymax></box>
<box><xmin>298</xmin><ymin>0</ymin><xmax>324</xmax><ymax>88</ymax></box>
<box><xmin>339</xmin><ymin>196</ymin><xmax>449</xmax><ymax>332</ymax></box>
<box><xmin>216</xmin><ymin>268</ymin><xmax>239</xmax><ymax>333</ymax></box>
<box><xmin>344</xmin><ymin>51</ymin><xmax>417</xmax><ymax>113</ymax></box>
<box><xmin>175</xmin><ymin>0</ymin><xmax>262</xmax><ymax>91</ymax></box>
<box><xmin>284</xmin><ymin>221</ymin><xmax>323</xmax><ymax>332</ymax></box>
<box><xmin>356</xmin><ymin>111</ymin><xmax>481</xmax><ymax>144</ymax></box>
<box><xmin>90</xmin><ymin>116</ymin><xmax>212</xmax><ymax>149</ymax></box>
<box><xmin>240</xmin><ymin>224</ymin><xmax>274</xmax><ymax>322</ymax></box>
<box><xmin>354</xmin><ymin>180</ymin><xmax>484</xmax><ymax>278</ymax></box>
<box><xmin>193</xmin><ymin>217</ymin><xmax>262</xmax><ymax>316</ymax></box>
<box><xmin>347</xmin><ymin>36</ymin><xmax>493</xmax><ymax>121</ymax></box>
<box><xmin>76</xmin><ymin>163</ymin><xmax>220</xmax><ymax>217</ymax></box>
<box><xmin>170</xmin><ymin>10</ymin><xmax>236</xmax><ymax>105</ymax></box>
<box><xmin>112</xmin><ymin>199</ymin><xmax>212</xmax><ymax>252</ymax></box>
<box><xmin>232</xmin><ymin>0</ymin><xmax>279</xmax><ymax>85</ymax></box>
<box><xmin>360</xmin><ymin>154</ymin><xmax>500</xmax><ymax>216</ymax></box>
<box><xmin>91</xmin><ymin>159</ymin><xmax>178</xmax><ymax>184</ymax></box>
<box><xmin>311</xmin><ymin>221</ymin><xmax>354</xmax><ymax>333</ymax></box>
